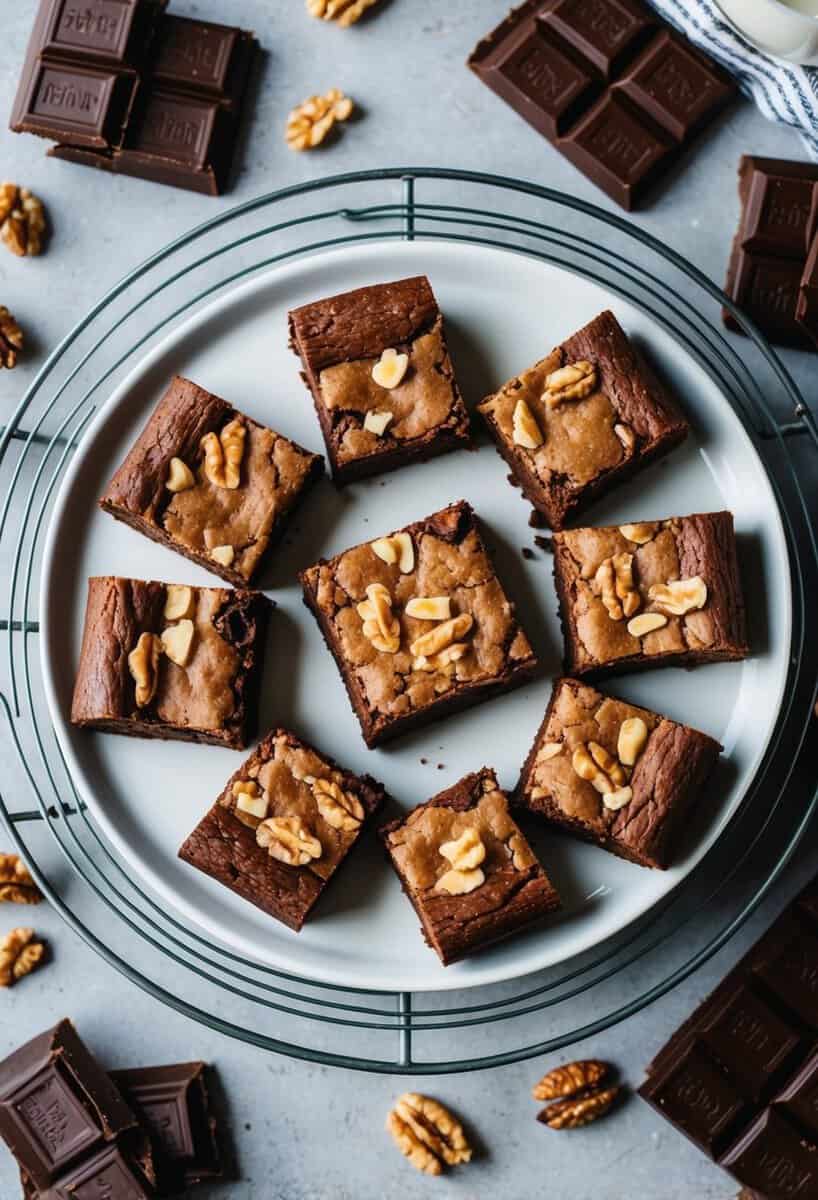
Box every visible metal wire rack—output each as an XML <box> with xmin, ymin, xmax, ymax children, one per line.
<box><xmin>1</xmin><ymin>169</ymin><xmax>816</xmax><ymax>1073</ymax></box>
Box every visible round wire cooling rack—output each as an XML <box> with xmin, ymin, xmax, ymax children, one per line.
<box><xmin>1</xmin><ymin>168</ymin><xmax>817</xmax><ymax>1074</ymax></box>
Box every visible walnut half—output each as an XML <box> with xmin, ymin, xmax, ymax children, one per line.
<box><xmin>0</xmin><ymin>853</ymin><xmax>42</xmax><ymax>905</ymax></box>
<box><xmin>386</xmin><ymin>1093</ymin><xmax>472</xmax><ymax>1175</ymax></box>
<box><xmin>0</xmin><ymin>927</ymin><xmax>46</xmax><ymax>987</ymax></box>
<box><xmin>0</xmin><ymin>307</ymin><xmax>23</xmax><ymax>369</ymax></box>
<box><xmin>0</xmin><ymin>185</ymin><xmax>47</xmax><ymax>257</ymax></box>
<box><xmin>286</xmin><ymin>89</ymin><xmax>354</xmax><ymax>150</ymax></box>
<box><xmin>307</xmin><ymin>0</ymin><xmax>381</xmax><ymax>25</ymax></box>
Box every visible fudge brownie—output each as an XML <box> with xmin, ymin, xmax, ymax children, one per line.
<box><xmin>477</xmin><ymin>311</ymin><xmax>689</xmax><ymax>529</ymax></box>
<box><xmin>552</xmin><ymin>511</ymin><xmax>748</xmax><ymax>677</ymax></box>
<box><xmin>288</xmin><ymin>276</ymin><xmax>470</xmax><ymax>484</ymax></box>
<box><xmin>381</xmin><ymin>768</ymin><xmax>560</xmax><ymax>966</ymax></box>
<box><xmin>178</xmin><ymin>728</ymin><xmax>386</xmax><ymax>930</ymax></box>
<box><xmin>99</xmin><ymin>375</ymin><xmax>323</xmax><ymax>586</ymax></box>
<box><xmin>300</xmin><ymin>500</ymin><xmax>538</xmax><ymax>748</ymax></box>
<box><xmin>515</xmin><ymin>678</ymin><xmax>722</xmax><ymax>869</ymax></box>
<box><xmin>71</xmin><ymin>576</ymin><xmax>270</xmax><ymax>749</ymax></box>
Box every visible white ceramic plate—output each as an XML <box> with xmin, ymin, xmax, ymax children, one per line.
<box><xmin>40</xmin><ymin>240</ymin><xmax>791</xmax><ymax>993</ymax></box>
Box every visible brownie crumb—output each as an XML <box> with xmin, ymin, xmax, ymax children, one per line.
<box><xmin>507</xmin><ymin>473</ymin><xmax>520</xmax><ymax>488</ymax></box>
<box><xmin>534</xmin><ymin>535</ymin><xmax>552</xmax><ymax>552</ymax></box>
<box><xmin>437</xmin><ymin>763</ymin><xmax>445</xmax><ymax>770</ymax></box>
<box><xmin>420</xmin><ymin>757</ymin><xmax>428</xmax><ymax>765</ymax></box>
<box><xmin>529</xmin><ymin>509</ymin><xmax>546</xmax><ymax>528</ymax></box>
<box><xmin>522</xmin><ymin>547</ymin><xmax>534</xmax><ymax>560</ymax></box>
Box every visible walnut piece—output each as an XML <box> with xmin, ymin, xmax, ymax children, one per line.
<box><xmin>412</xmin><ymin>642</ymin><xmax>469</xmax><ymax>675</ymax></box>
<box><xmin>409</xmin><ymin>613</ymin><xmax>472</xmax><ymax>660</ymax></box>
<box><xmin>532</xmin><ymin>1060</ymin><xmax>609</xmax><ymax>1102</ymax></box>
<box><xmin>371</xmin><ymin>531</ymin><xmax>414</xmax><ymax>573</ymax></box>
<box><xmin>166</xmin><ymin>456</ymin><xmax>195</xmax><ymax>493</ymax></box>
<box><xmin>372</xmin><ymin>348</ymin><xmax>409</xmax><ymax>389</ymax></box>
<box><xmin>232</xmin><ymin>779</ymin><xmax>269</xmax><ymax>822</ymax></box>
<box><xmin>201</xmin><ymin>418</ymin><xmax>246</xmax><ymax>489</ymax></box>
<box><xmin>363</xmin><ymin>409</ymin><xmax>393</xmax><ymax>436</ymax></box>
<box><xmin>595</xmin><ymin>553</ymin><xmax>640</xmax><ymax>621</ymax></box>
<box><xmin>210</xmin><ymin>544</ymin><xmax>235</xmax><ymax>568</ymax></box>
<box><xmin>312</xmin><ymin>778</ymin><xmax>364</xmax><ymax>831</ymax></box>
<box><xmin>256</xmin><ymin>816</ymin><xmax>321</xmax><ymax>865</ymax></box>
<box><xmin>627</xmin><ymin>612</ymin><xmax>668</xmax><ymax>638</ymax></box>
<box><xmin>0</xmin><ymin>854</ymin><xmax>42</xmax><ymax>905</ymax></box>
<box><xmin>307</xmin><ymin>0</ymin><xmax>381</xmax><ymax>25</ymax></box>
<box><xmin>128</xmin><ymin>632</ymin><xmax>161</xmax><ymax>707</ymax></box>
<box><xmin>538</xmin><ymin>1086</ymin><xmax>620</xmax><ymax>1130</ymax></box>
<box><xmin>0</xmin><ymin>927</ymin><xmax>45</xmax><ymax>987</ymax></box>
<box><xmin>160</xmin><ymin>619</ymin><xmax>195</xmax><ymax>667</ymax></box>
<box><xmin>512</xmin><ymin>397</ymin><xmax>543</xmax><ymax>449</ymax></box>
<box><xmin>572</xmin><ymin>742</ymin><xmax>625</xmax><ymax>796</ymax></box>
<box><xmin>544</xmin><ymin>360</ymin><xmax>597</xmax><ymax>407</ymax></box>
<box><xmin>436</xmin><ymin>828</ymin><xmax>486</xmax><ymax>895</ymax></box>
<box><xmin>357</xmin><ymin>582</ymin><xmax>401</xmax><ymax>653</ymax></box>
<box><xmin>164</xmin><ymin>584</ymin><xmax>194</xmax><ymax>621</ymax></box>
<box><xmin>614</xmin><ymin>422</ymin><xmax>636</xmax><ymax>453</ymax></box>
<box><xmin>286</xmin><ymin>88</ymin><xmax>354</xmax><ymax>150</ymax></box>
<box><xmin>602</xmin><ymin>786</ymin><xmax>633</xmax><ymax>812</ymax></box>
<box><xmin>537</xmin><ymin>742</ymin><xmax>562</xmax><ymax>763</ymax></box>
<box><xmin>386</xmin><ymin>1093</ymin><xmax>472</xmax><ymax>1176</ymax></box>
<box><xmin>619</xmin><ymin>522</ymin><xmax>656</xmax><ymax>545</ymax></box>
<box><xmin>0</xmin><ymin>186</ymin><xmax>46</xmax><ymax>257</ymax></box>
<box><xmin>648</xmin><ymin>575</ymin><xmax>708</xmax><ymax>616</ymax></box>
<box><xmin>405</xmin><ymin>596</ymin><xmax>451</xmax><ymax>621</ymax></box>
<box><xmin>617</xmin><ymin>717</ymin><xmax>648</xmax><ymax>767</ymax></box>
<box><xmin>0</xmin><ymin>306</ymin><xmax>23</xmax><ymax>369</ymax></box>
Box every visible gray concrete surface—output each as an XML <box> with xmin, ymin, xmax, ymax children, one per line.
<box><xmin>1</xmin><ymin>2</ymin><xmax>817</xmax><ymax>1197</ymax></box>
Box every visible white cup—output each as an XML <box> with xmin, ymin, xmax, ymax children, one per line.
<box><xmin>716</xmin><ymin>0</ymin><xmax>818</xmax><ymax>64</ymax></box>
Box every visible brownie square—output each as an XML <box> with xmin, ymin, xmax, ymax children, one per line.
<box><xmin>99</xmin><ymin>375</ymin><xmax>323</xmax><ymax>586</ymax></box>
<box><xmin>381</xmin><ymin>768</ymin><xmax>560</xmax><ymax>966</ymax></box>
<box><xmin>477</xmin><ymin>310</ymin><xmax>688</xmax><ymax>529</ymax></box>
<box><xmin>552</xmin><ymin>510</ymin><xmax>748</xmax><ymax>677</ymax></box>
<box><xmin>178</xmin><ymin>728</ymin><xmax>386</xmax><ymax>930</ymax></box>
<box><xmin>515</xmin><ymin>678</ymin><xmax>721</xmax><ymax>868</ymax></box>
<box><xmin>70</xmin><ymin>576</ymin><xmax>271</xmax><ymax>749</ymax></box>
<box><xmin>300</xmin><ymin>500</ymin><xmax>537</xmax><ymax>748</ymax></box>
<box><xmin>288</xmin><ymin>275</ymin><xmax>470</xmax><ymax>484</ymax></box>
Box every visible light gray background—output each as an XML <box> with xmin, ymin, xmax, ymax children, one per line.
<box><xmin>1</xmin><ymin>3</ymin><xmax>817</xmax><ymax>1197</ymax></box>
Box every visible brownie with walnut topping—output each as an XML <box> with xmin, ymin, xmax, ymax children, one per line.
<box><xmin>70</xmin><ymin>576</ymin><xmax>270</xmax><ymax>749</ymax></box>
<box><xmin>515</xmin><ymin>678</ymin><xmax>722</xmax><ymax>869</ymax></box>
<box><xmin>553</xmin><ymin>510</ymin><xmax>748</xmax><ymax>678</ymax></box>
<box><xmin>99</xmin><ymin>375</ymin><xmax>323</xmax><ymax>586</ymax></box>
<box><xmin>477</xmin><ymin>310</ymin><xmax>689</xmax><ymax>530</ymax></box>
<box><xmin>300</xmin><ymin>500</ymin><xmax>538</xmax><ymax>748</ymax></box>
<box><xmin>288</xmin><ymin>275</ymin><xmax>471</xmax><ymax>484</ymax></box>
<box><xmin>179</xmin><ymin>728</ymin><xmax>386</xmax><ymax>930</ymax></box>
<box><xmin>381</xmin><ymin>767</ymin><xmax>560</xmax><ymax>966</ymax></box>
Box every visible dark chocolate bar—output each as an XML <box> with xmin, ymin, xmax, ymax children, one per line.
<box><xmin>639</xmin><ymin>875</ymin><xmax>818</xmax><ymax>1197</ymax></box>
<box><xmin>724</xmin><ymin>156</ymin><xmax>818</xmax><ymax>350</ymax></box>
<box><xmin>0</xmin><ymin>1020</ymin><xmax>156</xmax><ymax>1195</ymax></box>
<box><xmin>468</xmin><ymin>0</ymin><xmax>735</xmax><ymax>210</ymax></box>
<box><xmin>111</xmin><ymin>1063</ymin><xmax>222</xmax><ymax>1189</ymax></box>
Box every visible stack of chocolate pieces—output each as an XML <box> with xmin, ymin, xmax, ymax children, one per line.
<box><xmin>10</xmin><ymin>0</ymin><xmax>257</xmax><ymax>195</ymax></box>
<box><xmin>640</xmin><ymin>875</ymin><xmax>818</xmax><ymax>1198</ymax></box>
<box><xmin>724</xmin><ymin>155</ymin><xmax>818</xmax><ymax>352</ymax></box>
<box><xmin>0</xmin><ymin>1020</ymin><xmax>224</xmax><ymax>1198</ymax></box>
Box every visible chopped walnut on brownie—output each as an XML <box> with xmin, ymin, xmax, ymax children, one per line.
<box><xmin>381</xmin><ymin>768</ymin><xmax>560</xmax><ymax>965</ymax></box>
<box><xmin>553</xmin><ymin>510</ymin><xmax>748</xmax><ymax>677</ymax></box>
<box><xmin>179</xmin><ymin>728</ymin><xmax>386</xmax><ymax>930</ymax></box>
<box><xmin>516</xmin><ymin>678</ymin><xmax>722</xmax><ymax>869</ymax></box>
<box><xmin>477</xmin><ymin>311</ymin><xmax>689</xmax><ymax>529</ymax></box>
<box><xmin>99</xmin><ymin>375</ymin><xmax>323</xmax><ymax>586</ymax></box>
<box><xmin>300</xmin><ymin>501</ymin><xmax>537</xmax><ymax>747</ymax></box>
<box><xmin>70</xmin><ymin>576</ymin><xmax>271</xmax><ymax>749</ymax></box>
<box><xmin>288</xmin><ymin>276</ymin><xmax>471</xmax><ymax>483</ymax></box>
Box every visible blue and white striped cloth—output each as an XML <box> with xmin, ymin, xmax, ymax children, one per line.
<box><xmin>648</xmin><ymin>0</ymin><xmax>818</xmax><ymax>160</ymax></box>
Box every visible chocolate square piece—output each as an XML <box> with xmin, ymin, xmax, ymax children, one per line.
<box><xmin>111</xmin><ymin>1062</ymin><xmax>222</xmax><ymax>1189</ymax></box>
<box><xmin>99</xmin><ymin>376</ymin><xmax>323</xmax><ymax>586</ymax></box>
<box><xmin>179</xmin><ymin>728</ymin><xmax>386</xmax><ymax>931</ymax></box>
<box><xmin>640</xmin><ymin>875</ymin><xmax>818</xmax><ymax>1196</ymax></box>
<box><xmin>288</xmin><ymin>276</ymin><xmax>470</xmax><ymax>484</ymax></box>
<box><xmin>515</xmin><ymin>678</ymin><xmax>721</xmax><ymax>868</ymax></box>
<box><xmin>381</xmin><ymin>768</ymin><xmax>561</xmax><ymax>966</ymax></box>
<box><xmin>552</xmin><ymin>510</ymin><xmax>748</xmax><ymax>677</ymax></box>
<box><xmin>300</xmin><ymin>501</ymin><xmax>538</xmax><ymax>748</ymax></box>
<box><xmin>477</xmin><ymin>309</ymin><xmax>688</xmax><ymax>529</ymax></box>
<box><xmin>70</xmin><ymin>576</ymin><xmax>271</xmax><ymax>749</ymax></box>
<box><xmin>0</xmin><ymin>1020</ymin><xmax>153</xmax><ymax>1194</ymax></box>
<box><xmin>469</xmin><ymin>0</ymin><xmax>734</xmax><ymax>210</ymax></box>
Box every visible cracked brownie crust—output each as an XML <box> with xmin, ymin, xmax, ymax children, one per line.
<box><xmin>288</xmin><ymin>276</ymin><xmax>470</xmax><ymax>483</ymax></box>
<box><xmin>553</xmin><ymin>510</ymin><xmax>748</xmax><ymax>677</ymax></box>
<box><xmin>477</xmin><ymin>310</ymin><xmax>688</xmax><ymax>529</ymax></box>
<box><xmin>70</xmin><ymin>576</ymin><xmax>271</xmax><ymax>748</ymax></box>
<box><xmin>179</xmin><ymin>728</ymin><xmax>386</xmax><ymax>930</ymax></box>
<box><xmin>100</xmin><ymin>375</ymin><xmax>323</xmax><ymax>585</ymax></box>
<box><xmin>516</xmin><ymin>678</ymin><xmax>722</xmax><ymax>869</ymax></box>
<box><xmin>381</xmin><ymin>768</ymin><xmax>560</xmax><ymax>965</ymax></box>
<box><xmin>300</xmin><ymin>501</ymin><xmax>538</xmax><ymax>748</ymax></box>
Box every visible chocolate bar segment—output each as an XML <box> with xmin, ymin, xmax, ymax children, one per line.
<box><xmin>0</xmin><ymin>1020</ymin><xmax>155</xmax><ymax>1194</ymax></box>
<box><xmin>13</xmin><ymin>60</ymin><xmax>138</xmax><ymax>148</ymax></box>
<box><xmin>469</xmin><ymin>0</ymin><xmax>735</xmax><ymax>210</ymax></box>
<box><xmin>640</xmin><ymin>875</ymin><xmax>818</xmax><ymax>1197</ymax></box>
<box><xmin>40</xmin><ymin>1</ymin><xmax>163</xmax><ymax>65</ymax></box>
<box><xmin>111</xmin><ymin>1063</ymin><xmax>222</xmax><ymax>1189</ymax></box>
<box><xmin>153</xmin><ymin>16</ymin><xmax>256</xmax><ymax>104</ymax></box>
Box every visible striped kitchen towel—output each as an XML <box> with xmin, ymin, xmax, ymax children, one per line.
<box><xmin>648</xmin><ymin>0</ymin><xmax>818</xmax><ymax>160</ymax></box>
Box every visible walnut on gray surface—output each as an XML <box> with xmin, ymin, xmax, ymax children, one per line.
<box><xmin>0</xmin><ymin>185</ymin><xmax>47</xmax><ymax>257</ymax></box>
<box><xmin>0</xmin><ymin>307</ymin><xmax>23</xmax><ymax>369</ymax></box>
